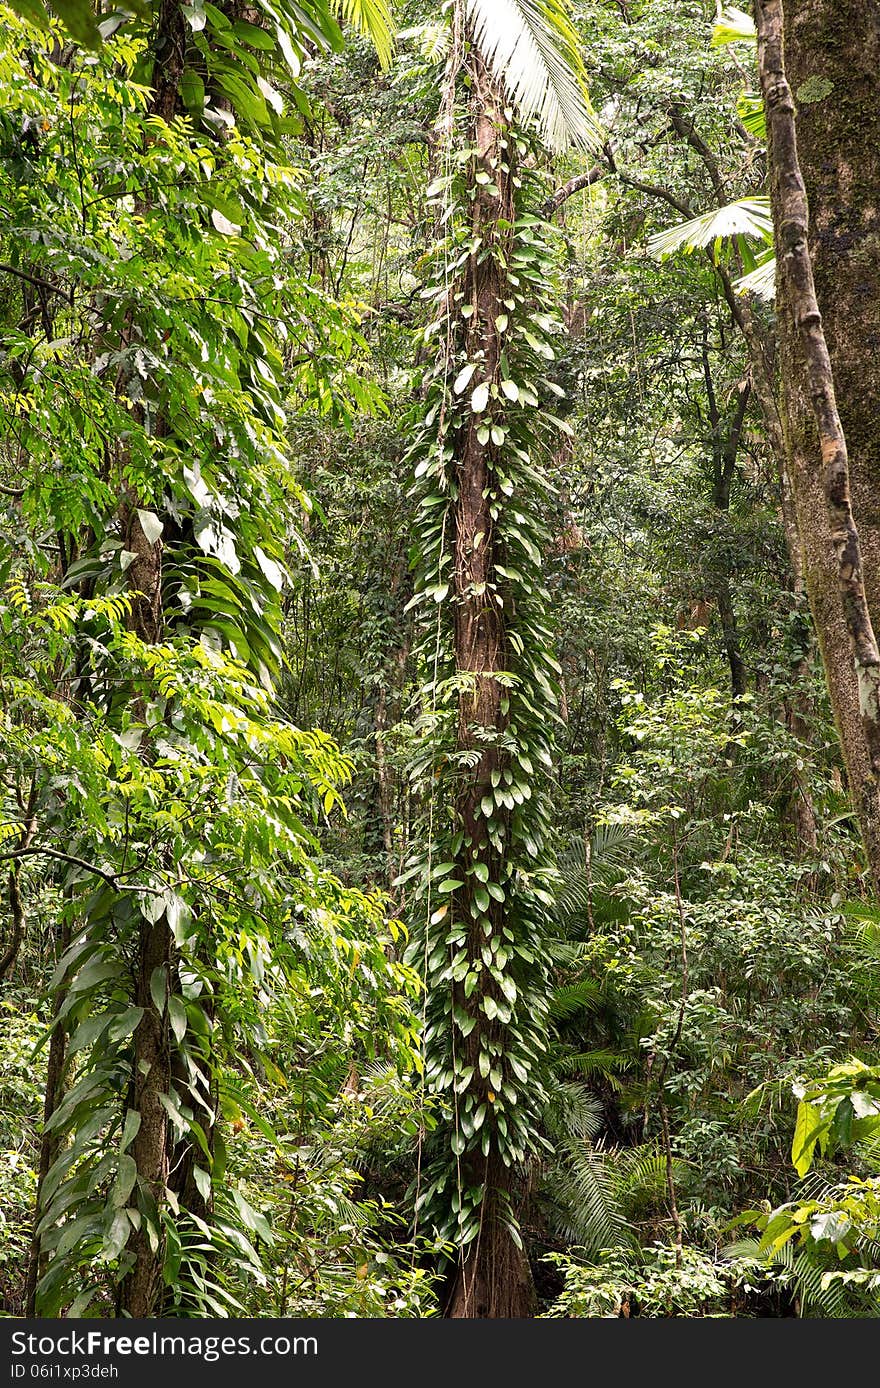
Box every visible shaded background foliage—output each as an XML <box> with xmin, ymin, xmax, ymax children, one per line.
<box><xmin>2</xmin><ymin>0</ymin><xmax>880</xmax><ymax>1319</ymax></box>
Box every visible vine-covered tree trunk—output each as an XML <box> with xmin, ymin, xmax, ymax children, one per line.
<box><xmin>121</xmin><ymin>917</ymin><xmax>174</xmax><ymax>1316</ymax></box>
<box><xmin>444</xmin><ymin>55</ymin><xmax>535</xmax><ymax>1321</ymax></box>
<box><xmin>118</xmin><ymin>0</ymin><xmax>187</xmax><ymax>1315</ymax></box>
<box><xmin>765</xmin><ymin>0</ymin><xmax>880</xmax><ymax>883</ymax></box>
<box><xmin>25</xmin><ymin>917</ymin><xmax>70</xmax><ymax>1315</ymax></box>
<box><xmin>408</xmin><ymin>40</ymin><xmax>568</xmax><ymax>1318</ymax></box>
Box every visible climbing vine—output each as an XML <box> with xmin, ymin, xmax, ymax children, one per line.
<box><xmin>400</xmin><ymin>35</ymin><xmax>576</xmax><ymax>1311</ymax></box>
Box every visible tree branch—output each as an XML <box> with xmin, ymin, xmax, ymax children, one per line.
<box><xmin>543</xmin><ymin>162</ymin><xmax>605</xmax><ymax>216</ymax></box>
<box><xmin>0</xmin><ymin>263</ymin><xmax>70</xmax><ymax>302</ymax></box>
<box><xmin>0</xmin><ymin>845</ymin><xmax>121</xmax><ymax>889</ymax></box>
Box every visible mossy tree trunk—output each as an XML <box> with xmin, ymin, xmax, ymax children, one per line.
<box><xmin>767</xmin><ymin>0</ymin><xmax>880</xmax><ymax>884</ymax></box>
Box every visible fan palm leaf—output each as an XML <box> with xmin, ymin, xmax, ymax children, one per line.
<box><xmin>464</xmin><ymin>0</ymin><xmax>602</xmax><ymax>152</ymax></box>
<box><xmin>648</xmin><ymin>196</ymin><xmax>773</xmax><ymax>259</ymax></box>
<box><xmin>711</xmin><ymin>5</ymin><xmax>756</xmax><ymax>46</ymax></box>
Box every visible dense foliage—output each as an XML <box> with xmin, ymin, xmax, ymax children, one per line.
<box><xmin>2</xmin><ymin>0</ymin><xmax>879</xmax><ymax>1320</ymax></box>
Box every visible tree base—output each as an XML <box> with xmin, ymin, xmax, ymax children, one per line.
<box><xmin>446</xmin><ymin>1224</ymin><xmax>536</xmax><ymax>1319</ymax></box>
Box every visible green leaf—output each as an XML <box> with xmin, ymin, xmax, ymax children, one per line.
<box><xmin>100</xmin><ymin>1210</ymin><xmax>130</xmax><ymax>1263</ymax></box>
<box><xmin>48</xmin><ymin>0</ymin><xmax>102</xmax><ymax>47</ymax></box>
<box><xmin>149</xmin><ymin>966</ymin><xmax>167</xmax><ymax>1015</ymax></box>
<box><xmin>437</xmin><ymin>878</ymin><xmax>464</xmax><ymax>894</ymax></box>
<box><xmin>211</xmin><ymin>208</ymin><xmax>242</xmax><ymax>237</ymax></box>
<box><xmin>120</xmin><ymin>1110</ymin><xmax>141</xmax><ymax>1153</ymax></box>
<box><xmin>454</xmin><ymin>363</ymin><xmax>477</xmax><ymax>394</ymax></box>
<box><xmin>253</xmin><ymin>545</ymin><xmax>286</xmax><ymax>592</ymax></box>
<box><xmin>108</xmin><ymin>1006</ymin><xmax>144</xmax><ymax>1044</ymax></box>
<box><xmin>711</xmin><ymin>5</ymin><xmax>756</xmax><ymax>46</ymax></box>
<box><xmin>136</xmin><ymin>509</ymin><xmax>164</xmax><ymax>546</ymax></box>
<box><xmin>113</xmin><ymin>1154</ymin><xmax>138</xmax><ymax>1207</ymax></box>
<box><xmin>168</xmin><ymin>995</ymin><xmax>187</xmax><ymax>1044</ymax></box>
<box><xmin>8</xmin><ymin>0</ymin><xmax>50</xmax><ymax>27</ymax></box>
<box><xmin>471</xmin><ymin>382</ymin><xmax>490</xmax><ymax>413</ymax></box>
<box><xmin>192</xmin><ymin>1165</ymin><xmax>212</xmax><ymax>1202</ymax></box>
<box><xmin>180</xmin><ymin>69</ymin><xmax>206</xmax><ymax>113</ymax></box>
<box><xmin>792</xmin><ymin>1100</ymin><xmax>824</xmax><ymax>1178</ymax></box>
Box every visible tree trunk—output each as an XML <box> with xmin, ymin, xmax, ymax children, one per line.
<box><xmin>444</xmin><ymin>54</ymin><xmax>535</xmax><ymax>1320</ymax></box>
<box><xmin>117</xmin><ymin>0</ymin><xmax>187</xmax><ymax>1313</ymax></box>
<box><xmin>120</xmin><ymin>917</ymin><xmax>173</xmax><ymax>1316</ymax></box>
<box><xmin>765</xmin><ymin>0</ymin><xmax>880</xmax><ymax>882</ymax></box>
<box><xmin>758</xmin><ymin>0</ymin><xmax>880</xmax><ymax>887</ymax></box>
<box><xmin>25</xmin><ymin>919</ymin><xmax>71</xmax><ymax>1315</ymax></box>
<box><xmin>446</xmin><ymin>1157</ymin><xmax>535</xmax><ymax>1318</ymax></box>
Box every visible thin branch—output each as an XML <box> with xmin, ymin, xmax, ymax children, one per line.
<box><xmin>667</xmin><ymin>103</ymin><xmax>727</xmax><ymax>206</ymax></box>
<box><xmin>0</xmin><ymin>845</ymin><xmax>121</xmax><ymax>889</ymax></box>
<box><xmin>0</xmin><ymin>263</ymin><xmax>70</xmax><ymax>302</ymax></box>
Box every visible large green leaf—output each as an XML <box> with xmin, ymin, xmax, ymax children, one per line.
<box><xmin>49</xmin><ymin>0</ymin><xmax>102</xmax><ymax>46</ymax></box>
<box><xmin>711</xmin><ymin>5</ymin><xmax>756</xmax><ymax>47</ymax></box>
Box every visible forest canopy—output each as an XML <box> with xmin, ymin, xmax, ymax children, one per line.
<box><xmin>2</xmin><ymin>0</ymin><xmax>880</xmax><ymax>1321</ymax></box>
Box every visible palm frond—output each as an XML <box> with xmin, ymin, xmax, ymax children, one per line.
<box><xmin>549</xmin><ymin>979</ymin><xmax>603</xmax><ymax>1021</ymax></box>
<box><xmin>589</xmin><ymin>821</ymin><xmax>636</xmax><ymax>875</ymax></box>
<box><xmin>648</xmin><ymin>196</ymin><xmax>773</xmax><ymax>260</ymax></box>
<box><xmin>561</xmin><ymin>1048</ymin><xmax>629</xmax><ymax>1089</ymax></box>
<box><xmin>737</xmin><ymin>92</ymin><xmax>765</xmax><ymax>140</ymax></box>
<box><xmin>331</xmin><ymin>0</ymin><xmax>395</xmax><ymax>68</ymax></box>
<box><xmin>711</xmin><ymin>6</ymin><xmax>756</xmax><ymax>47</ymax></box>
<box><xmin>613</xmin><ymin>1147</ymin><xmax>674</xmax><ymax>1215</ymax></box>
<box><xmin>398</xmin><ymin>19</ymin><xmax>450</xmax><ymax>62</ymax></box>
<box><xmin>465</xmin><ymin>0</ymin><xmax>602</xmax><ymax>152</ymax></box>
<box><xmin>734</xmin><ymin>249</ymin><xmax>776</xmax><ymax>300</ymax></box>
<box><xmin>544</xmin><ymin>1079</ymin><xmax>605</xmax><ymax>1140</ymax></box>
<box><xmin>555</xmin><ymin>823</ymin><xmax>635</xmax><ymax>927</ymax></box>
<box><xmin>542</xmin><ymin>1136</ymin><xmax>631</xmax><ymax>1253</ymax></box>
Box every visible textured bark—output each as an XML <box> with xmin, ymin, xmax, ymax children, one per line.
<box><xmin>757</xmin><ymin>0</ymin><xmax>880</xmax><ymax>885</ymax></box>
<box><xmin>445</xmin><ymin>53</ymin><xmax>534</xmax><ymax>1320</ymax></box>
<box><xmin>446</xmin><ymin>1156</ymin><xmax>536</xmax><ymax>1319</ymax></box>
<box><xmin>121</xmin><ymin>499</ymin><xmax>164</xmax><ymax>645</ymax></box>
<box><xmin>0</xmin><ymin>867</ymin><xmax>25</xmax><ymax>980</ymax></box>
